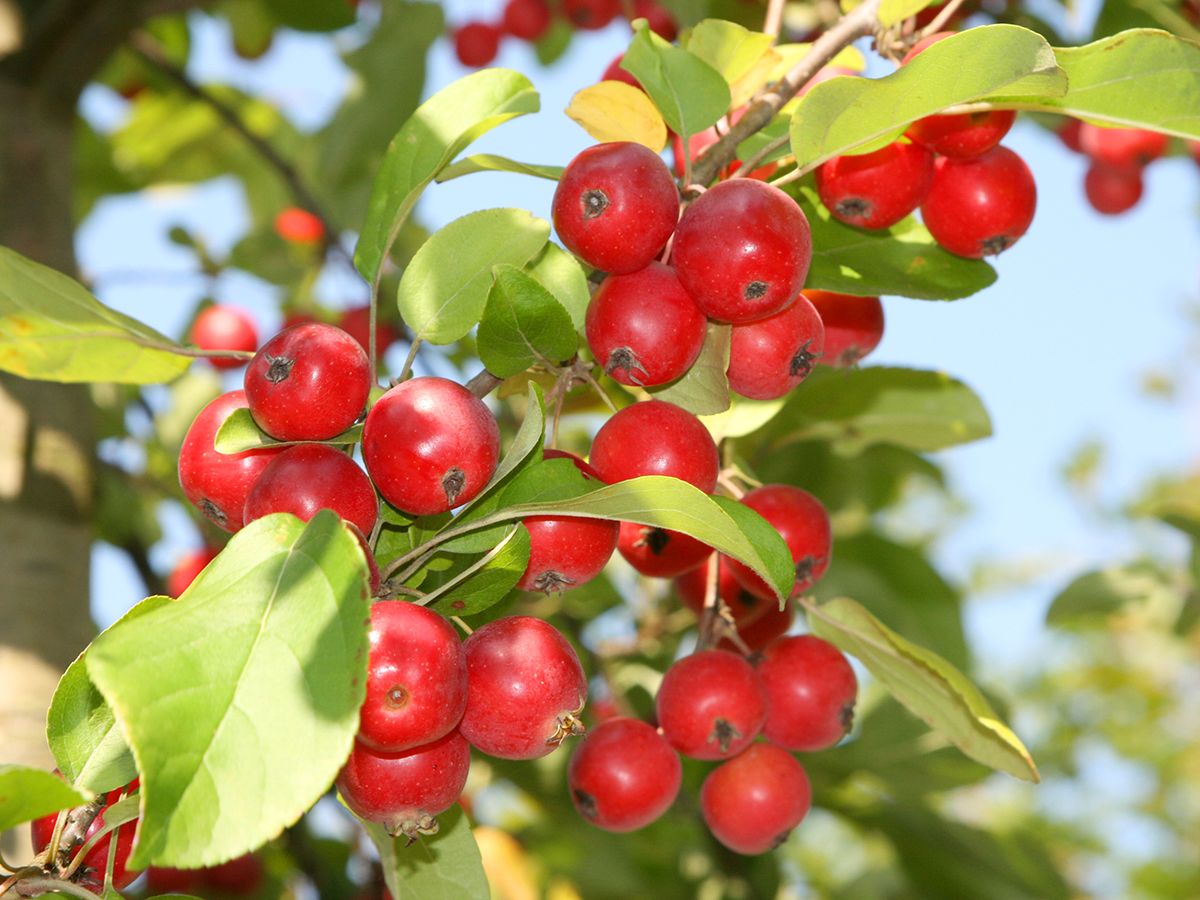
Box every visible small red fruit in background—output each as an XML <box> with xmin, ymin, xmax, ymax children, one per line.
<box><xmin>337</xmin><ymin>731</ymin><xmax>471</xmax><ymax>838</ymax></box>
<box><xmin>600</xmin><ymin>53</ymin><xmax>640</xmax><ymax>88</ymax></box>
<box><xmin>726</xmin><ymin>294</ymin><xmax>825</xmax><ymax>400</ymax></box>
<box><xmin>586</xmin><ymin>262</ymin><xmax>706</xmax><ymax>387</ymax></box>
<box><xmin>454</xmin><ymin>22</ymin><xmax>501</xmax><ymax>68</ymax></box>
<box><xmin>274</xmin><ymin>206</ymin><xmax>325</xmax><ymax>244</ymax></box>
<box><xmin>675</xmin><ymin>560</ymin><xmax>769</xmax><ymax>626</ymax></box>
<box><xmin>1057</xmin><ymin>118</ymin><xmax>1084</xmax><ymax>152</ymax></box>
<box><xmin>656</xmin><ymin>650</ymin><xmax>767</xmax><ymax>760</ymax></box>
<box><xmin>589</xmin><ymin>400</ymin><xmax>720</xmax><ymax>493</ymax></box>
<box><xmin>563</xmin><ymin>0</ymin><xmax>619</xmax><ymax>30</ymax></box>
<box><xmin>568</xmin><ymin>717</ymin><xmax>682</xmax><ymax>832</ymax></box>
<box><xmin>339</xmin><ymin>304</ymin><xmax>400</xmax><ymax>358</ymax></box>
<box><xmin>178</xmin><ymin>390</ymin><xmax>287</xmax><ymax>532</ymax></box>
<box><xmin>358</xmin><ymin>601</ymin><xmax>468</xmax><ymax>753</ymax></box>
<box><xmin>552</xmin><ymin>142</ymin><xmax>679</xmax><ymax>275</ymax></box>
<box><xmin>757</xmin><ymin>634</ymin><xmax>857</xmax><ymax>751</ymax></box>
<box><xmin>724</xmin><ymin>484</ymin><xmax>832</xmax><ymax>602</ymax></box>
<box><xmin>815</xmin><ymin>141</ymin><xmax>935</xmax><ymax>230</ymax></box>
<box><xmin>242</xmin><ymin>443</ymin><xmax>378</xmax><ymax>537</ymax></box>
<box><xmin>700</xmin><ymin>744</ymin><xmax>812</xmax><ymax>854</ymax></box>
<box><xmin>672</xmin><ymin>179</ymin><xmax>812</xmax><ymax>324</ymax></box>
<box><xmin>921</xmin><ymin>146</ymin><xmax>1037</xmax><ymax>258</ymax></box>
<box><xmin>31</xmin><ymin>778</ymin><xmax>140</xmax><ymax>891</ymax></box>
<box><xmin>502</xmin><ymin>0</ymin><xmax>552</xmax><ymax>40</ymax></box>
<box><xmin>191</xmin><ymin>304</ymin><xmax>258</xmax><ymax>369</ymax></box>
<box><xmin>618</xmin><ymin>523</ymin><xmax>711</xmax><ymax>578</ymax></box>
<box><xmin>459</xmin><ymin>616</ymin><xmax>587</xmax><ymax>759</ymax></box>
<box><xmin>628</xmin><ymin>0</ymin><xmax>676</xmax><ymax>39</ymax></box>
<box><xmin>1084</xmin><ymin>163</ymin><xmax>1143</xmax><ymax>216</ymax></box>
<box><xmin>1189</xmin><ymin>140</ymin><xmax>1200</xmax><ymax>166</ymax></box>
<box><xmin>362</xmin><ymin>376</ymin><xmax>500</xmax><ymax>516</ymax></box>
<box><xmin>201</xmin><ymin>853</ymin><xmax>265</xmax><ymax>894</ymax></box>
<box><xmin>167</xmin><ymin>546</ymin><xmax>220</xmax><ymax>597</ymax></box>
<box><xmin>805</xmin><ymin>290</ymin><xmax>884</xmax><ymax>367</ymax></box>
<box><xmin>244</xmin><ymin>322</ymin><xmax>371</xmax><ymax>441</ymax></box>
<box><xmin>1079</xmin><ymin>124</ymin><xmax>1169</xmax><ymax>169</ymax></box>
<box><xmin>719</xmin><ymin>599</ymin><xmax>796</xmax><ymax>653</ymax></box>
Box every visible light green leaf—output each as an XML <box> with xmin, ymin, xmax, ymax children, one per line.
<box><xmin>214</xmin><ymin>407</ymin><xmax>362</xmax><ymax>454</ymax></box>
<box><xmin>477</xmin><ymin>265</ymin><xmax>578</xmax><ymax>378</ymax></box>
<box><xmin>355</xmin><ymin>70</ymin><xmax>540</xmax><ymax>286</ymax></box>
<box><xmin>435</xmin><ymin>154</ymin><xmax>563</xmax><ymax>183</ymax></box>
<box><xmin>397</xmin><ymin>209</ymin><xmax>549</xmax><ymax>345</ymax></box>
<box><xmin>1046</xmin><ymin>562</ymin><xmax>1175</xmax><ymax>626</ymax></box>
<box><xmin>684</xmin><ymin>19</ymin><xmax>775</xmax><ymax>86</ymax></box>
<box><xmin>791</xmin><ymin>183</ymin><xmax>997</xmax><ymax>301</ymax></box>
<box><xmin>87</xmin><ymin>512</ymin><xmax>371</xmax><ymax>867</ymax></box>
<box><xmin>621</xmin><ymin>21</ymin><xmax>732</xmax><ymax>140</ymax></box>
<box><xmin>700</xmin><ymin>397</ymin><xmax>787</xmax><ymax>443</ymax></box>
<box><xmin>790</xmin><ymin>25</ymin><xmax>1065</xmax><ymax>168</ymax></box>
<box><xmin>0</xmin><ymin>766</ymin><xmax>91</xmax><ymax>831</ymax></box>
<box><xmin>878</xmin><ymin>0</ymin><xmax>938</xmax><ymax>27</ymax></box>
<box><xmin>804</xmin><ymin>596</ymin><xmax>1039</xmax><ymax>781</ymax></box>
<box><xmin>48</xmin><ymin>596</ymin><xmax>172</xmax><ymax>794</ymax></box>
<box><xmin>648</xmin><ymin>322</ymin><xmax>731</xmax><ymax>415</ymax></box>
<box><xmin>363</xmin><ymin>805</ymin><xmax>488</xmax><ymax>900</ymax></box>
<box><xmin>526</xmin><ymin>243</ymin><xmax>590</xmax><ymax>333</ymax></box>
<box><xmin>0</xmin><ymin>247</ymin><xmax>193</xmax><ymax>384</ymax></box>
<box><xmin>264</xmin><ymin>0</ymin><xmax>355</xmax><ymax>31</ymax></box>
<box><xmin>424</xmin><ymin>525</ymin><xmax>532</xmax><ymax>616</ymax></box>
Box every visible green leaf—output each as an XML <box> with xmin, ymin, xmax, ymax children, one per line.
<box><xmin>424</xmin><ymin>526</ymin><xmax>532</xmax><ymax>616</ymax></box>
<box><xmin>477</xmin><ymin>265</ymin><xmax>579</xmax><ymax>378</ymax></box>
<box><xmin>792</xmin><ymin>183</ymin><xmax>997</xmax><ymax>300</ymax></box>
<box><xmin>214</xmin><ymin>407</ymin><xmax>362</xmax><ymax>454</ymax></box>
<box><xmin>1031</xmin><ymin>30</ymin><xmax>1200</xmax><ymax>137</ymax></box>
<box><xmin>363</xmin><ymin>805</ymin><xmax>488</xmax><ymax>900</ymax></box>
<box><xmin>355</xmin><ymin>69</ymin><xmax>540</xmax><ymax>286</ymax></box>
<box><xmin>526</xmin><ymin>243</ymin><xmax>591</xmax><ymax>334</ymax></box>
<box><xmin>86</xmin><ymin>512</ymin><xmax>372</xmax><ymax>867</ymax></box>
<box><xmin>0</xmin><ymin>766</ymin><xmax>90</xmax><ymax>831</ymax></box>
<box><xmin>647</xmin><ymin>322</ymin><xmax>731</xmax><ymax>415</ymax></box>
<box><xmin>1046</xmin><ymin>562</ymin><xmax>1174</xmax><ymax>626</ymax></box>
<box><xmin>752</xmin><ymin>366</ymin><xmax>992</xmax><ymax>454</ymax></box>
<box><xmin>878</xmin><ymin>0</ymin><xmax>938</xmax><ymax>27</ymax></box>
<box><xmin>0</xmin><ymin>247</ymin><xmax>193</xmax><ymax>384</ymax></box>
<box><xmin>620</xmin><ymin>21</ymin><xmax>731</xmax><ymax>140</ymax></box>
<box><xmin>48</xmin><ymin>596</ymin><xmax>173</xmax><ymax>794</ymax></box>
<box><xmin>805</xmin><ymin>597</ymin><xmax>1039</xmax><ymax>781</ymax></box>
<box><xmin>435</xmin><ymin>154</ymin><xmax>564</xmax><ymax>183</ymax></box>
<box><xmin>397</xmin><ymin>209</ymin><xmax>550</xmax><ymax>345</ymax></box>
<box><xmin>683</xmin><ymin>19</ymin><xmax>775</xmax><ymax>86</ymax></box>
<box><xmin>264</xmin><ymin>0</ymin><xmax>355</xmax><ymax>31</ymax></box>
<box><xmin>789</xmin><ymin>25</ymin><xmax>1066</xmax><ymax>168</ymax></box>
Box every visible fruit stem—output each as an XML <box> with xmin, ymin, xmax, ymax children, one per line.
<box><xmin>917</xmin><ymin>0</ymin><xmax>966</xmax><ymax>39</ymax></box>
<box><xmin>465</xmin><ymin>369</ymin><xmax>503</xmax><ymax>399</ymax></box>
<box><xmin>763</xmin><ymin>0</ymin><xmax>785</xmax><ymax>39</ymax></box>
<box><xmin>397</xmin><ymin>338</ymin><xmax>422</xmax><ymax>384</ymax></box>
<box><xmin>696</xmin><ymin>555</ymin><xmax>723</xmax><ymax>651</ymax></box>
<box><xmin>730</xmin><ymin>132</ymin><xmax>790</xmax><ymax>181</ymax></box>
<box><xmin>9</xmin><ymin>877</ymin><xmax>101</xmax><ymax>899</ymax></box>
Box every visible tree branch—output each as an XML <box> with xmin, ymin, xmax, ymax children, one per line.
<box><xmin>689</xmin><ymin>0</ymin><xmax>883</xmax><ymax>188</ymax></box>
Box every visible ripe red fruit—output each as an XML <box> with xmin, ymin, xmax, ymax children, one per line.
<box><xmin>601</xmin><ymin>53</ymin><xmax>640</xmax><ymax>89</ymax></box>
<box><xmin>629</xmin><ymin>0</ymin><xmax>676</xmax><ymax>39</ymax></box>
<box><xmin>336</xmin><ymin>731</ymin><xmax>471</xmax><ymax>838</ymax></box>
<box><xmin>145</xmin><ymin>868</ymin><xmax>200</xmax><ymax>893</ymax></box>
<box><xmin>675</xmin><ymin>560</ymin><xmax>769</xmax><ymax>626</ymax></box>
<box><xmin>358</xmin><ymin>601</ymin><xmax>468</xmax><ymax>753</ymax></box>
<box><xmin>454</xmin><ymin>22</ymin><xmax>501</xmax><ymax>68</ymax></box>
<box><xmin>243</xmin><ymin>443</ymin><xmax>378</xmax><ymax>536</ymax></box>
<box><xmin>724</xmin><ymin>484</ymin><xmax>832</xmax><ymax>602</ymax></box>
<box><xmin>167</xmin><ymin>546</ymin><xmax>220</xmax><ymax>597</ymax></box>
<box><xmin>362</xmin><ymin>377</ymin><xmax>500</xmax><ymax>516</ymax></box>
<box><xmin>244</xmin><ymin>323</ymin><xmax>371</xmax><ymax>441</ymax></box>
<box><xmin>700</xmin><ymin>744</ymin><xmax>812</xmax><ymax>854</ymax></box>
<box><xmin>178</xmin><ymin>390</ymin><xmax>287</xmax><ymax>532</ymax></box>
<box><xmin>921</xmin><ymin>146</ymin><xmax>1037</xmax><ymax>258</ymax></box>
<box><xmin>758</xmin><ymin>635</ymin><xmax>857</xmax><ymax>751</ymax></box>
<box><xmin>191</xmin><ymin>305</ymin><xmax>258</xmax><ymax>369</ymax></box>
<box><xmin>502</xmin><ymin>0</ymin><xmax>552</xmax><ymax>40</ymax></box>
<box><xmin>815</xmin><ymin>141</ymin><xmax>935</xmax><ymax>230</ymax></box>
<box><xmin>805</xmin><ymin>290</ymin><xmax>884</xmax><ymax>367</ymax></box>
<box><xmin>31</xmin><ymin>778</ymin><xmax>140</xmax><ymax>891</ymax></box>
<box><xmin>588</xmin><ymin>400</ymin><xmax>719</xmax><ymax>493</ymax></box>
<box><xmin>274</xmin><ymin>206</ymin><xmax>325</xmax><ymax>244</ymax></box>
<box><xmin>1189</xmin><ymin>140</ymin><xmax>1200</xmax><ymax>166</ymax></box>
<box><xmin>672</xmin><ymin>180</ymin><xmax>812</xmax><ymax>324</ymax></box>
<box><xmin>586</xmin><ymin>262</ymin><xmax>706</xmax><ymax>387</ymax></box>
<box><xmin>563</xmin><ymin>0</ymin><xmax>619</xmax><ymax>29</ymax></box>
<box><xmin>1057</xmin><ymin>118</ymin><xmax>1084</xmax><ymax>152</ymax></box>
<box><xmin>568</xmin><ymin>717</ymin><xmax>682</xmax><ymax>832</ymax></box>
<box><xmin>726</xmin><ymin>294</ymin><xmax>825</xmax><ymax>400</ymax></box>
<box><xmin>519</xmin><ymin>516</ymin><xmax>619</xmax><ymax>594</ymax></box>
<box><xmin>1079</xmin><ymin>124</ymin><xmax>1169</xmax><ymax>169</ymax></box>
<box><xmin>459</xmin><ymin>616</ymin><xmax>587</xmax><ymax>759</ymax></box>
<box><xmin>201</xmin><ymin>854</ymin><xmax>265</xmax><ymax>893</ymax></box>
<box><xmin>656</xmin><ymin>650</ymin><xmax>767</xmax><ymax>760</ymax></box>
<box><xmin>552</xmin><ymin>142</ymin><xmax>679</xmax><ymax>275</ymax></box>
<box><xmin>719</xmin><ymin>599</ymin><xmax>796</xmax><ymax>653</ymax></box>
<box><xmin>338</xmin><ymin>305</ymin><xmax>399</xmax><ymax>358</ymax></box>
<box><xmin>1084</xmin><ymin>163</ymin><xmax>1143</xmax><ymax>215</ymax></box>
<box><xmin>618</xmin><ymin>523</ymin><xmax>711</xmax><ymax>578</ymax></box>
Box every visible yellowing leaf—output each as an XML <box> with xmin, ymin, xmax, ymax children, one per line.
<box><xmin>565</xmin><ymin>81</ymin><xmax>668</xmax><ymax>151</ymax></box>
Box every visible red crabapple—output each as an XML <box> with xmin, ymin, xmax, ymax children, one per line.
<box><xmin>629</xmin><ymin>0</ymin><xmax>676</xmax><ymax>39</ymax></box>
<box><xmin>1079</xmin><ymin>124</ymin><xmax>1169</xmax><ymax>169</ymax></box>
<box><xmin>338</xmin><ymin>305</ymin><xmax>400</xmax><ymax>357</ymax></box>
<box><xmin>518</xmin><ymin>515</ymin><xmax>619</xmax><ymax>594</ymax></box>
<box><xmin>585</xmin><ymin>262</ymin><xmax>706</xmax><ymax>386</ymax></box>
<box><xmin>191</xmin><ymin>305</ymin><xmax>258</xmax><ymax>369</ymax></box>
<box><xmin>563</xmin><ymin>0</ymin><xmax>619</xmax><ymax>30</ymax></box>
<box><xmin>726</xmin><ymin>293</ymin><xmax>825</xmax><ymax>400</ymax></box>
<box><xmin>357</xmin><ymin>601</ymin><xmax>468</xmax><ymax>753</ymax></box>
<box><xmin>568</xmin><ymin>717</ymin><xmax>682</xmax><ymax>832</ymax></box>
<box><xmin>167</xmin><ymin>546</ymin><xmax>219</xmax><ymax>597</ymax></box>
<box><xmin>459</xmin><ymin>616</ymin><xmax>588</xmax><ymax>759</ymax></box>
<box><xmin>589</xmin><ymin>400</ymin><xmax>719</xmax><ymax>493</ymax></box>
<box><xmin>921</xmin><ymin>146</ymin><xmax>1037</xmax><ymax>258</ymax></box>
<box><xmin>724</xmin><ymin>484</ymin><xmax>832</xmax><ymax>602</ymax></box>
<box><xmin>362</xmin><ymin>377</ymin><xmax>500</xmax><ymax>516</ymax></box>
<box><xmin>656</xmin><ymin>650</ymin><xmax>767</xmax><ymax>760</ymax></box>
<box><xmin>242</xmin><ymin>443</ymin><xmax>378</xmax><ymax>537</ymax></box>
<box><xmin>720</xmin><ymin>599</ymin><xmax>796</xmax><ymax>654</ymax></box>
<box><xmin>552</xmin><ymin>142</ymin><xmax>679</xmax><ymax>275</ymax></box>
<box><xmin>618</xmin><ymin>523</ymin><xmax>711</xmax><ymax>579</ymax></box>
<box><xmin>31</xmin><ymin>778</ymin><xmax>140</xmax><ymax>891</ymax></box>
<box><xmin>675</xmin><ymin>559</ymin><xmax>769</xmax><ymax>627</ymax></box>
<box><xmin>601</xmin><ymin>53</ymin><xmax>640</xmax><ymax>88</ymax></box>
<box><xmin>274</xmin><ymin>207</ymin><xmax>325</xmax><ymax>244</ymax></box>
<box><xmin>502</xmin><ymin>0</ymin><xmax>551</xmax><ymax>40</ymax></box>
<box><xmin>815</xmin><ymin>141</ymin><xmax>935</xmax><ymax>229</ymax></box>
<box><xmin>757</xmin><ymin>634</ymin><xmax>857</xmax><ymax>751</ymax></box>
<box><xmin>454</xmin><ymin>22</ymin><xmax>501</xmax><ymax>68</ymax></box>
<box><xmin>201</xmin><ymin>854</ymin><xmax>265</xmax><ymax>894</ymax></box>
<box><xmin>244</xmin><ymin>322</ymin><xmax>371</xmax><ymax>441</ymax></box>
<box><xmin>672</xmin><ymin>180</ymin><xmax>812</xmax><ymax>324</ymax></box>
<box><xmin>700</xmin><ymin>744</ymin><xmax>812</xmax><ymax>854</ymax></box>
<box><xmin>1084</xmin><ymin>163</ymin><xmax>1143</xmax><ymax>215</ymax></box>
<box><xmin>805</xmin><ymin>290</ymin><xmax>884</xmax><ymax>367</ymax></box>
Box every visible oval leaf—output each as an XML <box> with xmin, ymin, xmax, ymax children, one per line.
<box><xmin>423</xmin><ymin>525</ymin><xmax>532</xmax><ymax>616</ymax></box>
<box><xmin>526</xmin><ymin>243</ymin><xmax>590</xmax><ymax>334</ymax></box>
<box><xmin>565</xmin><ymin>81</ymin><xmax>669</xmax><ymax>150</ymax></box>
<box><xmin>361</xmin><ymin>805</ymin><xmax>488</xmax><ymax>900</ymax></box>
<box><xmin>477</xmin><ymin>265</ymin><xmax>579</xmax><ymax>378</ymax></box>
<box><xmin>86</xmin><ymin>511</ymin><xmax>372</xmax><ymax>868</ymax></box>
<box><xmin>684</xmin><ymin>19</ymin><xmax>775</xmax><ymax>87</ymax></box>
<box><xmin>0</xmin><ymin>766</ymin><xmax>91</xmax><ymax>831</ymax></box>
<box><xmin>647</xmin><ymin>322</ymin><xmax>731</xmax><ymax>415</ymax></box>
<box><xmin>214</xmin><ymin>407</ymin><xmax>362</xmax><ymax>454</ymax></box>
<box><xmin>397</xmin><ymin>209</ymin><xmax>549</xmax><ymax>345</ymax></box>
<box><xmin>435</xmin><ymin>154</ymin><xmax>563</xmax><ymax>183</ymax></box>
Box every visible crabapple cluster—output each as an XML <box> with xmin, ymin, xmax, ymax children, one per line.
<box><xmin>30</xmin><ymin>777</ymin><xmax>140</xmax><ymax>892</ymax></box>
